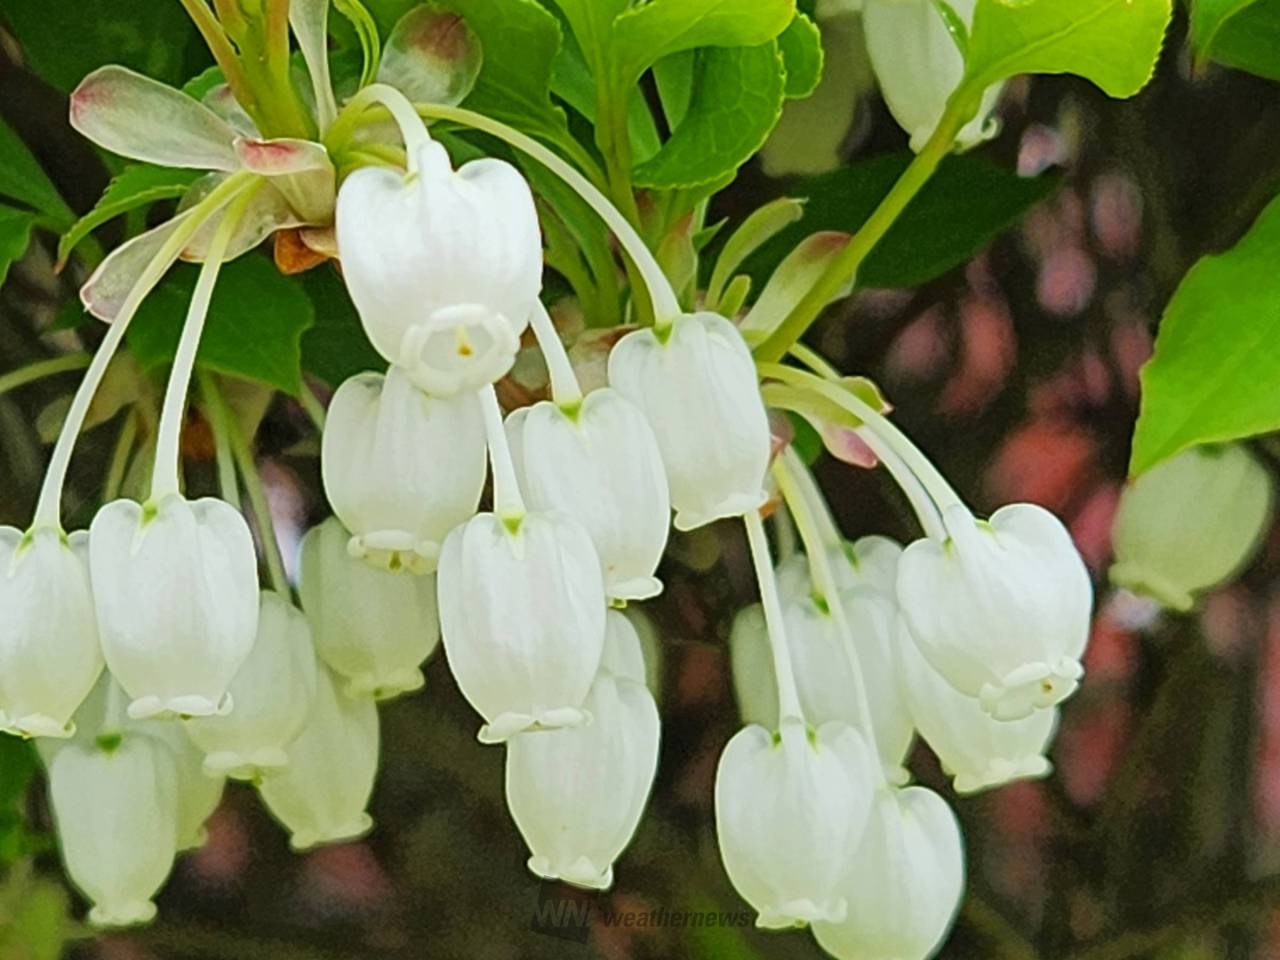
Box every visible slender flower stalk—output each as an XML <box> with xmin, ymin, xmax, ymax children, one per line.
<box><xmin>32</xmin><ymin>171</ymin><xmax>257</xmax><ymax>530</ymax></box>
<box><xmin>198</xmin><ymin>372</ymin><xmax>242</xmax><ymax>511</ymax></box>
<box><xmin>774</xmin><ymin>453</ymin><xmax>886</xmax><ymax>787</ymax></box>
<box><xmin>742</xmin><ymin>510</ymin><xmax>804</xmax><ymax>724</ymax></box>
<box><xmin>0</xmin><ymin>354</ymin><xmax>90</xmax><ymax>400</ymax></box>
<box><xmin>151</xmin><ymin>184</ymin><xmax>261</xmax><ymax>501</ymax></box>
<box><xmin>527</xmin><ymin>301</ymin><xmax>584</xmax><ymax>411</ymax></box>
<box><xmin>478</xmin><ymin>384</ymin><xmax>526</xmax><ymax>525</ymax></box>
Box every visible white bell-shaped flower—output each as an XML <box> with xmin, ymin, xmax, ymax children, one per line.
<box><xmin>88</xmin><ymin>494</ymin><xmax>259</xmax><ymax>720</ymax></box>
<box><xmin>608</xmin><ymin>312</ymin><xmax>770</xmax><ymax>530</ymax></box>
<box><xmin>185</xmin><ymin>591</ymin><xmax>319</xmax><ymax>779</ymax></box>
<box><xmin>299</xmin><ymin>517</ymin><xmax>441</xmax><ymax>700</ymax></box>
<box><xmin>0</xmin><ymin>527</ymin><xmax>103</xmax><ymax>737</ymax></box>
<box><xmin>145</xmin><ymin>717</ymin><xmax>227</xmax><ymax>851</ymax></box>
<box><xmin>898</xmin><ymin>625</ymin><xmax>1056</xmax><ymax>794</ymax></box>
<box><xmin>258</xmin><ymin>666</ymin><xmax>380</xmax><ymax>850</ymax></box>
<box><xmin>776</xmin><ymin>536</ymin><xmax>902</xmax><ymax>602</ymax></box>
<box><xmin>505</xmin><ymin>669</ymin><xmax>660</xmax><ymax>890</ymax></box>
<box><xmin>43</xmin><ymin>734</ymin><xmax>179</xmax><ymax>927</ymax></box>
<box><xmin>730</xmin><ymin>604</ymin><xmax>781</xmax><ymax>728</ymax></box>
<box><xmin>1111</xmin><ymin>444</ymin><xmax>1275</xmax><ymax>611</ymax></box>
<box><xmin>322</xmin><ymin>365</ymin><xmax>486</xmax><ymax>573</ymax></box>
<box><xmin>862</xmin><ymin>0</ymin><xmax>1003</xmax><ymax>152</ymax></box>
<box><xmin>507</xmin><ymin>388</ymin><xmax>670</xmax><ymax>602</ymax></box>
<box><xmin>812</xmin><ymin>785</ymin><xmax>965</xmax><ymax>960</ymax></box>
<box><xmin>715</xmin><ymin>717</ymin><xmax>876</xmax><ymax>929</ymax></box>
<box><xmin>786</xmin><ymin>586</ymin><xmax>914</xmax><ymax>783</ymax></box>
<box><xmin>599</xmin><ymin>609</ymin><xmax>648</xmax><ymax>685</ymax></box>
<box><xmin>438</xmin><ymin>511</ymin><xmax>606</xmax><ymax>743</ymax></box>
<box><xmin>897</xmin><ymin>503</ymin><xmax>1093</xmax><ymax>721</ymax></box>
<box><xmin>335</xmin><ymin>138</ymin><xmax>542</xmax><ymax>395</ymax></box>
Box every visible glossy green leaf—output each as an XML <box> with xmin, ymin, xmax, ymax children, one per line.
<box><xmin>0</xmin><ymin>116</ymin><xmax>74</xmax><ymax>228</ymax></box>
<box><xmin>1206</xmin><ymin>0</ymin><xmax>1280</xmax><ymax>80</ymax></box>
<box><xmin>1190</xmin><ymin>0</ymin><xmax>1261</xmax><ymax>59</ymax></box>
<box><xmin>128</xmin><ymin>255</ymin><xmax>315</xmax><ymax>395</ymax></box>
<box><xmin>300</xmin><ymin>267</ymin><xmax>386</xmax><ymax>386</ymax></box>
<box><xmin>777</xmin><ymin>11</ymin><xmax>824</xmax><ymax>97</ymax></box>
<box><xmin>546</xmin><ymin>0</ymin><xmax>629</xmax><ymax>67</ymax></box>
<box><xmin>744</xmin><ymin>152</ymin><xmax>1058</xmax><ymax>290</ymax></box>
<box><xmin>0</xmin><ymin>206</ymin><xmax>35</xmax><ymax>290</ymax></box>
<box><xmin>550</xmin><ymin>30</ymin><xmax>662</xmax><ymax>161</ymax></box>
<box><xmin>56</xmin><ymin>164</ymin><xmax>201</xmax><ymax>267</ymax></box>
<box><xmin>1131</xmin><ymin>195</ymin><xmax>1280</xmax><ymax>475</ymax></box>
<box><xmin>0</xmin><ymin>0</ymin><xmax>199</xmax><ymax>93</ymax></box>
<box><xmin>611</xmin><ymin>0</ymin><xmax>795</xmax><ymax>86</ymax></box>
<box><xmin>633</xmin><ymin>43</ymin><xmax>787</xmax><ymax>190</ymax></box>
<box><xmin>432</xmin><ymin>0</ymin><xmax>573</xmax><ymax>145</ymax></box>
<box><xmin>963</xmin><ymin>0</ymin><xmax>1172</xmax><ymax>97</ymax></box>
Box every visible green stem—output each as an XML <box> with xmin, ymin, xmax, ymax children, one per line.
<box><xmin>528</xmin><ymin>301</ymin><xmax>583</xmax><ymax>409</ymax></box>
<box><xmin>218</xmin><ymin>377</ymin><xmax>289</xmax><ymax>594</ymax></box>
<box><xmin>299</xmin><ymin>381</ymin><xmax>327</xmax><ymax>431</ymax></box>
<box><xmin>178</xmin><ymin>0</ymin><xmax>262</xmax><ymax>130</ymax></box>
<box><xmin>753</xmin><ymin>91</ymin><xmax>980</xmax><ymax>363</ymax></box>
<box><xmin>480</xmin><ymin>384</ymin><xmax>525</xmax><ymax>525</ymax></box>
<box><xmin>102</xmin><ymin>410</ymin><xmax>139</xmax><ymax>504</ymax></box>
<box><xmin>0</xmin><ymin>353</ymin><xmax>90</xmax><ymax>399</ymax></box>
<box><xmin>199</xmin><ymin>372</ymin><xmax>242</xmax><ymax>510</ymax></box>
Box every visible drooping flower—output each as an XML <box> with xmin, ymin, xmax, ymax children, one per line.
<box><xmin>1111</xmin><ymin>444</ymin><xmax>1275</xmax><ymax>611</ymax></box>
<box><xmin>898</xmin><ymin>623</ymin><xmax>1057</xmax><ymax>794</ymax></box>
<box><xmin>185</xmin><ymin>591</ymin><xmax>319</xmax><ymax>779</ymax></box>
<box><xmin>299</xmin><ymin>517</ymin><xmax>440</xmax><ymax>700</ymax></box>
<box><xmin>88</xmin><ymin>494</ymin><xmax>260</xmax><ymax>719</ymax></box>
<box><xmin>505</xmin><ymin>669</ymin><xmax>660</xmax><ymax>889</ymax></box>
<box><xmin>0</xmin><ymin>527</ymin><xmax>103</xmax><ymax>737</ymax></box>
<box><xmin>861</xmin><ymin>0</ymin><xmax>1003</xmax><ymax>152</ymax></box>
<box><xmin>321</xmin><ymin>365</ymin><xmax>486</xmax><ymax>573</ymax></box>
<box><xmin>258</xmin><ymin>665</ymin><xmax>380</xmax><ymax>851</ymax></box>
<box><xmin>812</xmin><ymin>785</ymin><xmax>965</xmax><ymax>960</ymax></box>
<box><xmin>335</xmin><ymin>137</ymin><xmax>542</xmax><ymax>395</ymax></box>
<box><xmin>438</xmin><ymin>511</ymin><xmax>606</xmax><ymax>743</ymax></box>
<box><xmin>715</xmin><ymin>717</ymin><xmax>876</xmax><ymax>929</ymax></box>
<box><xmin>608</xmin><ymin>312</ymin><xmax>771</xmax><ymax>530</ymax></box>
<box><xmin>598</xmin><ymin>609</ymin><xmax>651</xmax><ymax>688</ymax></box>
<box><xmin>41</xmin><ymin>733</ymin><xmax>179</xmax><ymax>928</ymax></box>
<box><xmin>507</xmin><ymin>387</ymin><xmax>670</xmax><ymax>602</ymax></box>
<box><xmin>897</xmin><ymin>503</ymin><xmax>1093</xmax><ymax>721</ymax></box>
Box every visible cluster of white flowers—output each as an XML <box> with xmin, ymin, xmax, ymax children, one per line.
<box><xmin>0</xmin><ymin>67</ymin><xmax>1095</xmax><ymax>958</ymax></box>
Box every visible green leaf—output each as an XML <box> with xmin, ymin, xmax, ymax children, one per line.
<box><xmin>744</xmin><ymin>152</ymin><xmax>1058</xmax><ymax>290</ymax></box>
<box><xmin>1189</xmin><ymin>0</ymin><xmax>1261</xmax><ymax>59</ymax></box>
<box><xmin>1206</xmin><ymin>0</ymin><xmax>1280</xmax><ymax>80</ymax></box>
<box><xmin>0</xmin><ymin>206</ymin><xmax>35</xmax><ymax>290</ymax></box>
<box><xmin>432</xmin><ymin>0</ymin><xmax>573</xmax><ymax>146</ymax></box>
<box><xmin>299</xmin><ymin>267</ymin><xmax>386</xmax><ymax>386</ymax></box>
<box><xmin>549</xmin><ymin>28</ymin><xmax>662</xmax><ymax>161</ymax></box>
<box><xmin>707</xmin><ymin>197</ymin><xmax>806</xmax><ymax>308</ymax></box>
<box><xmin>546</xmin><ymin>0</ymin><xmax>630</xmax><ymax>67</ymax></box>
<box><xmin>0</xmin><ymin>116</ymin><xmax>74</xmax><ymax>228</ymax></box>
<box><xmin>0</xmin><ymin>0</ymin><xmax>200</xmax><ymax>93</ymax></box>
<box><xmin>128</xmin><ymin>255</ymin><xmax>315</xmax><ymax>395</ymax></box>
<box><xmin>57</xmin><ymin>164</ymin><xmax>201</xmax><ymax>267</ymax></box>
<box><xmin>633</xmin><ymin>43</ymin><xmax>787</xmax><ymax>190</ymax></box>
<box><xmin>1130</xmin><ymin>195</ymin><xmax>1280</xmax><ymax>475</ymax></box>
<box><xmin>777</xmin><ymin>11</ymin><xmax>824</xmax><ymax>98</ymax></box>
<box><xmin>611</xmin><ymin>0</ymin><xmax>796</xmax><ymax>86</ymax></box>
<box><xmin>963</xmin><ymin>0</ymin><xmax>1172</xmax><ymax>97</ymax></box>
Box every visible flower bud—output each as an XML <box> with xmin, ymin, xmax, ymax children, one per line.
<box><xmin>258</xmin><ymin>666</ymin><xmax>379</xmax><ymax>850</ymax></box>
<box><xmin>505</xmin><ymin>671</ymin><xmax>660</xmax><ymax>889</ymax></box>
<box><xmin>335</xmin><ymin>139</ymin><xmax>542</xmax><ymax>395</ymax></box>
<box><xmin>1111</xmin><ymin>444</ymin><xmax>1275</xmax><ymax>611</ymax></box>
<box><xmin>88</xmin><ymin>494</ymin><xmax>259</xmax><ymax>720</ymax></box>
<box><xmin>185</xmin><ymin>591</ymin><xmax>320</xmax><ymax>779</ymax></box>
<box><xmin>862</xmin><ymin>0</ymin><xmax>1003</xmax><ymax>152</ymax></box>
<box><xmin>321</xmin><ymin>365</ymin><xmax>486</xmax><ymax>573</ymax></box>
<box><xmin>715</xmin><ymin>718</ymin><xmax>876</xmax><ymax>929</ymax></box>
<box><xmin>785</xmin><ymin>587</ymin><xmax>914</xmax><ymax>784</ymax></box>
<box><xmin>507</xmin><ymin>388</ymin><xmax>670</xmax><ymax>602</ymax></box>
<box><xmin>812</xmin><ymin>785</ymin><xmax>964</xmax><ymax>960</ymax></box>
<box><xmin>43</xmin><ymin>734</ymin><xmax>179</xmax><ymax>927</ymax></box>
<box><xmin>898</xmin><ymin>623</ymin><xmax>1056</xmax><ymax>794</ymax></box>
<box><xmin>608</xmin><ymin>313</ymin><xmax>770</xmax><ymax>530</ymax></box>
<box><xmin>438</xmin><ymin>511</ymin><xmax>606</xmax><ymax>743</ymax></box>
<box><xmin>897</xmin><ymin>503</ymin><xmax>1092</xmax><ymax>721</ymax></box>
<box><xmin>0</xmin><ymin>527</ymin><xmax>103</xmax><ymax>737</ymax></box>
<box><xmin>299</xmin><ymin>518</ymin><xmax>440</xmax><ymax>699</ymax></box>
<box><xmin>729</xmin><ymin>604</ymin><xmax>780</xmax><ymax>728</ymax></box>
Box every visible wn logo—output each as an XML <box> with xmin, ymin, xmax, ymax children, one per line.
<box><xmin>529</xmin><ymin>882</ymin><xmax>595</xmax><ymax>943</ymax></box>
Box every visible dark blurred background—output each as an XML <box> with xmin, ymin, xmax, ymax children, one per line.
<box><xmin>4</xmin><ymin>4</ymin><xmax>1280</xmax><ymax>960</ymax></box>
